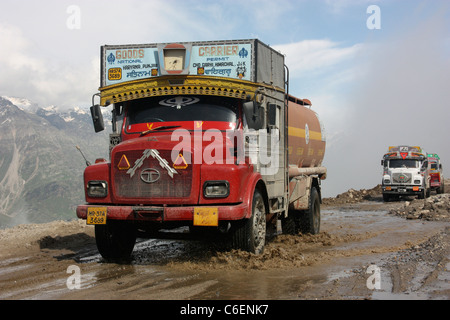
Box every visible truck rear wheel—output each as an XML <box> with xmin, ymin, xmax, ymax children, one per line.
<box><xmin>230</xmin><ymin>189</ymin><xmax>266</xmax><ymax>254</ymax></box>
<box><xmin>299</xmin><ymin>187</ymin><xmax>321</xmax><ymax>235</ymax></box>
<box><xmin>95</xmin><ymin>220</ymin><xmax>136</xmax><ymax>262</ymax></box>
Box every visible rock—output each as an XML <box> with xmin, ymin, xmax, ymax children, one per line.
<box><xmin>323</xmin><ymin>185</ymin><xmax>450</xmax><ymax>222</ymax></box>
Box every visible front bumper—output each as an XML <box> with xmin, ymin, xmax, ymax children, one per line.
<box><xmin>76</xmin><ymin>202</ymin><xmax>249</xmax><ymax>223</ymax></box>
<box><xmin>382</xmin><ymin>185</ymin><xmax>423</xmax><ymax>196</ymax></box>
<box><xmin>430</xmin><ymin>181</ymin><xmax>441</xmax><ymax>188</ymax></box>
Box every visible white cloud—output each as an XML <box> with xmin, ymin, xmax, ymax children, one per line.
<box><xmin>274</xmin><ymin>40</ymin><xmax>363</xmax><ymax>76</ymax></box>
<box><xmin>273</xmin><ymin>39</ymin><xmax>364</xmax><ymax>150</ymax></box>
<box><xmin>324</xmin><ymin>0</ymin><xmax>381</xmax><ymax>13</ymax></box>
<box><xmin>0</xmin><ymin>23</ymin><xmax>43</xmax><ymax>72</ymax></box>
<box><xmin>0</xmin><ymin>22</ymin><xmax>99</xmax><ymax>109</ymax></box>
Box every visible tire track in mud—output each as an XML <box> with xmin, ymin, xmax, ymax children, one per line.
<box><xmin>162</xmin><ymin>231</ymin><xmax>383</xmax><ymax>272</ymax></box>
<box><xmin>380</xmin><ymin>227</ymin><xmax>450</xmax><ymax>299</ymax></box>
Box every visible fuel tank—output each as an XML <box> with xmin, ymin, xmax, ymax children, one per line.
<box><xmin>287</xmin><ymin>96</ymin><xmax>326</xmax><ymax>169</ymax></box>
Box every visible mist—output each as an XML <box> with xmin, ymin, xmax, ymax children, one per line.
<box><xmin>322</xmin><ymin>6</ymin><xmax>450</xmax><ymax>197</ymax></box>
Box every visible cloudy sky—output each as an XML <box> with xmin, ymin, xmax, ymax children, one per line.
<box><xmin>1</xmin><ymin>0</ymin><xmax>449</xmax><ymax>196</ymax></box>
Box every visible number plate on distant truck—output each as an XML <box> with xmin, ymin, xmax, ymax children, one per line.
<box><xmin>193</xmin><ymin>207</ymin><xmax>218</xmax><ymax>227</ymax></box>
<box><xmin>87</xmin><ymin>207</ymin><xmax>107</xmax><ymax>225</ymax></box>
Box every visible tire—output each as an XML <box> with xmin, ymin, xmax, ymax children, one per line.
<box><xmin>382</xmin><ymin>193</ymin><xmax>390</xmax><ymax>202</ymax></box>
<box><xmin>281</xmin><ymin>209</ymin><xmax>299</xmax><ymax>235</ymax></box>
<box><xmin>418</xmin><ymin>187</ymin><xmax>426</xmax><ymax>199</ymax></box>
<box><xmin>230</xmin><ymin>189</ymin><xmax>266</xmax><ymax>254</ymax></box>
<box><xmin>95</xmin><ymin>220</ymin><xmax>137</xmax><ymax>263</ymax></box>
<box><xmin>299</xmin><ymin>187</ymin><xmax>321</xmax><ymax>235</ymax></box>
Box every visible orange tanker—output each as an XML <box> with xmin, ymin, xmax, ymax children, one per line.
<box><xmin>287</xmin><ymin>96</ymin><xmax>326</xmax><ymax>169</ymax></box>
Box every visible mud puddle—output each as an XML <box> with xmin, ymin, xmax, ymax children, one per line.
<box><xmin>58</xmin><ymin>207</ymin><xmax>449</xmax><ymax>300</ymax></box>
<box><xmin>0</xmin><ymin>201</ymin><xmax>449</xmax><ymax>300</ymax></box>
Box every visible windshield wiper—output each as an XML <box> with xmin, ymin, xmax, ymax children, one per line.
<box><xmin>140</xmin><ymin>125</ymin><xmax>181</xmax><ymax>136</ymax></box>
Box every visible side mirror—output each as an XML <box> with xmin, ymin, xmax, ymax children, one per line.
<box><xmin>90</xmin><ymin>104</ymin><xmax>105</xmax><ymax>133</ymax></box>
<box><xmin>381</xmin><ymin>160</ymin><xmax>384</xmax><ymax>166</ymax></box>
<box><xmin>243</xmin><ymin>100</ymin><xmax>265</xmax><ymax>130</ymax></box>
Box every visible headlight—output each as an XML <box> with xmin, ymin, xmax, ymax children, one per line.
<box><xmin>383</xmin><ymin>175</ymin><xmax>390</xmax><ymax>184</ymax></box>
<box><xmin>87</xmin><ymin>180</ymin><xmax>108</xmax><ymax>198</ymax></box>
<box><xmin>203</xmin><ymin>181</ymin><xmax>229</xmax><ymax>198</ymax></box>
<box><xmin>413</xmin><ymin>176</ymin><xmax>422</xmax><ymax>185</ymax></box>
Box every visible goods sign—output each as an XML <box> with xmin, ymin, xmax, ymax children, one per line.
<box><xmin>102</xmin><ymin>41</ymin><xmax>253</xmax><ymax>87</ymax></box>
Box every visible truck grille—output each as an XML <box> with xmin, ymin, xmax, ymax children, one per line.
<box><xmin>392</xmin><ymin>172</ymin><xmax>412</xmax><ymax>184</ymax></box>
<box><xmin>113</xmin><ymin>150</ymin><xmax>192</xmax><ymax>199</ymax></box>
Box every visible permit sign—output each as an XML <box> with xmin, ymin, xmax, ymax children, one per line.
<box><xmin>189</xmin><ymin>43</ymin><xmax>251</xmax><ymax>81</ymax></box>
<box><xmin>101</xmin><ymin>40</ymin><xmax>254</xmax><ymax>87</ymax></box>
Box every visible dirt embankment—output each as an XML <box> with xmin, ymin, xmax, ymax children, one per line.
<box><xmin>389</xmin><ymin>194</ymin><xmax>450</xmax><ymax>221</ymax></box>
<box><xmin>324</xmin><ymin>179</ymin><xmax>450</xmax><ymax>222</ymax></box>
<box><xmin>323</xmin><ymin>185</ymin><xmax>383</xmax><ymax>205</ymax></box>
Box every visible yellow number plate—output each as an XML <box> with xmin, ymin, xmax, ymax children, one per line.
<box><xmin>193</xmin><ymin>207</ymin><xmax>218</xmax><ymax>227</ymax></box>
<box><xmin>87</xmin><ymin>207</ymin><xmax>107</xmax><ymax>225</ymax></box>
<box><xmin>108</xmin><ymin>68</ymin><xmax>122</xmax><ymax>81</ymax></box>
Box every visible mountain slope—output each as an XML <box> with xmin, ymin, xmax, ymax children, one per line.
<box><xmin>0</xmin><ymin>96</ymin><xmax>110</xmax><ymax>227</ymax></box>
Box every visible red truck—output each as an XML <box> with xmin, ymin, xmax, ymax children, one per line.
<box><xmin>428</xmin><ymin>153</ymin><xmax>445</xmax><ymax>194</ymax></box>
<box><xmin>76</xmin><ymin>39</ymin><xmax>327</xmax><ymax>261</ymax></box>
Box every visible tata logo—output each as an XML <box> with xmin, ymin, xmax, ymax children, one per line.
<box><xmin>398</xmin><ymin>174</ymin><xmax>411</xmax><ymax>183</ymax></box>
<box><xmin>140</xmin><ymin>168</ymin><xmax>160</xmax><ymax>184</ymax></box>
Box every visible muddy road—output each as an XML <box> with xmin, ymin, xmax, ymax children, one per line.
<box><xmin>1</xmin><ymin>185</ymin><xmax>449</xmax><ymax>301</ymax></box>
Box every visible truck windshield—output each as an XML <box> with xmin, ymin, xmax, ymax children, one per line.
<box><xmin>127</xmin><ymin>95</ymin><xmax>238</xmax><ymax>125</ymax></box>
<box><xmin>388</xmin><ymin>159</ymin><xmax>418</xmax><ymax>168</ymax></box>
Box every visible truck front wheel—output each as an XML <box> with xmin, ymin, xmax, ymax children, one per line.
<box><xmin>95</xmin><ymin>220</ymin><xmax>136</xmax><ymax>262</ymax></box>
<box><xmin>230</xmin><ymin>189</ymin><xmax>266</xmax><ymax>254</ymax></box>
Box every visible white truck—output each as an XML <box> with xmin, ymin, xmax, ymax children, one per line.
<box><xmin>381</xmin><ymin>146</ymin><xmax>430</xmax><ymax>201</ymax></box>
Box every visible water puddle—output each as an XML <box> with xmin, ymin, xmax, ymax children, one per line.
<box><xmin>46</xmin><ymin>207</ymin><xmax>450</xmax><ymax>299</ymax></box>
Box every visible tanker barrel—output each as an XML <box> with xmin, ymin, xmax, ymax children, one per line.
<box><xmin>287</xmin><ymin>98</ymin><xmax>326</xmax><ymax>169</ymax></box>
